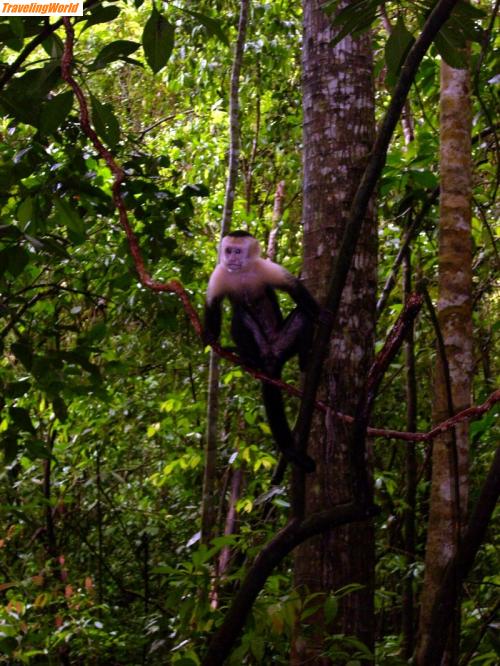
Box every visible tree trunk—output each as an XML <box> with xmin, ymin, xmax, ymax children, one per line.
<box><xmin>416</xmin><ymin>59</ymin><xmax>473</xmax><ymax>665</ymax></box>
<box><xmin>292</xmin><ymin>1</ymin><xmax>377</xmax><ymax>663</ymax></box>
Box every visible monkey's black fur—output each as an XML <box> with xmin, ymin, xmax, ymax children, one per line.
<box><xmin>205</xmin><ymin>232</ymin><xmax>318</xmax><ymax>472</ymax></box>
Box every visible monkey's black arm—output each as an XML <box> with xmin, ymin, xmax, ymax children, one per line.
<box><xmin>203</xmin><ymin>297</ymin><xmax>223</xmax><ymax>345</ymax></box>
<box><xmin>284</xmin><ymin>278</ymin><xmax>320</xmax><ymax>320</ymax></box>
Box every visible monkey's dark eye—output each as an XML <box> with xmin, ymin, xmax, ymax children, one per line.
<box><xmin>235</xmin><ymin>249</ymin><xmax>241</xmax><ymax>254</ymax></box>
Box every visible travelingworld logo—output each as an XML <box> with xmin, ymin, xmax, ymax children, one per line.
<box><xmin>0</xmin><ymin>1</ymin><xmax>82</xmax><ymax>15</ymax></box>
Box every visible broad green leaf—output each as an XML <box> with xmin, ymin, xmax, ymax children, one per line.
<box><xmin>52</xmin><ymin>396</ymin><xmax>68</xmax><ymax>423</ymax></box>
<box><xmin>0</xmin><ymin>64</ymin><xmax>60</xmax><ymax>126</ymax></box>
<box><xmin>2</xmin><ymin>245</ymin><xmax>30</xmax><ymax>277</ymax></box>
<box><xmin>25</xmin><ymin>439</ymin><xmax>50</xmax><ymax>459</ymax></box>
<box><xmin>11</xmin><ymin>342</ymin><xmax>33</xmax><ymax>370</ymax></box>
<box><xmin>328</xmin><ymin>0</ymin><xmax>378</xmax><ymax>47</ymax></box>
<box><xmin>89</xmin><ymin>40</ymin><xmax>140</xmax><ymax>71</ymax></box>
<box><xmin>184</xmin><ymin>10</ymin><xmax>228</xmax><ymax>46</ymax></box>
<box><xmin>452</xmin><ymin>0</ymin><xmax>486</xmax><ymax>21</ymax></box>
<box><xmin>36</xmin><ymin>236</ymin><xmax>71</xmax><ymax>258</ymax></box>
<box><xmin>39</xmin><ymin>91</ymin><xmax>73</xmax><ymax>135</ymax></box>
<box><xmin>41</xmin><ymin>32</ymin><xmax>64</xmax><ymax>59</ymax></box>
<box><xmin>6</xmin><ymin>380</ymin><xmax>31</xmax><ymax>398</ymax></box>
<box><xmin>0</xmin><ymin>87</ymin><xmax>40</xmax><ymax>125</ymax></box>
<box><xmin>0</xmin><ymin>22</ymin><xmax>16</xmax><ymax>41</ymax></box>
<box><xmin>9</xmin><ymin>406</ymin><xmax>36</xmax><ymax>434</ymax></box>
<box><xmin>1</xmin><ymin>433</ymin><xmax>18</xmax><ymax>464</ymax></box>
<box><xmin>17</xmin><ymin>197</ymin><xmax>33</xmax><ymax>226</ymax></box>
<box><xmin>434</xmin><ymin>31</ymin><xmax>467</xmax><ymax>69</ymax></box>
<box><xmin>142</xmin><ymin>8</ymin><xmax>175</xmax><ymax>74</ymax></box>
<box><xmin>82</xmin><ymin>4</ymin><xmax>121</xmax><ymax>31</ymax></box>
<box><xmin>324</xmin><ymin>595</ymin><xmax>339</xmax><ymax>624</ymax></box>
<box><xmin>411</xmin><ymin>170</ymin><xmax>438</xmax><ymax>189</ymax></box>
<box><xmin>8</xmin><ymin>17</ymin><xmax>24</xmax><ymax>38</ymax></box>
<box><xmin>0</xmin><ymin>224</ymin><xmax>22</xmax><ymax>239</ymax></box>
<box><xmin>90</xmin><ymin>95</ymin><xmax>120</xmax><ymax>148</ymax></box>
<box><xmin>385</xmin><ymin>17</ymin><xmax>414</xmax><ymax>78</ymax></box>
<box><xmin>54</xmin><ymin>197</ymin><xmax>86</xmax><ymax>242</ymax></box>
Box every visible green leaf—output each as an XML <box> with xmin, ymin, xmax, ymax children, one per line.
<box><xmin>1</xmin><ymin>433</ymin><xmax>18</xmax><ymax>464</ymax></box>
<box><xmin>1</xmin><ymin>245</ymin><xmax>30</xmax><ymax>277</ymax></box>
<box><xmin>434</xmin><ymin>31</ymin><xmax>467</xmax><ymax>69</ymax></box>
<box><xmin>142</xmin><ymin>8</ymin><xmax>175</xmax><ymax>74</ymax></box>
<box><xmin>452</xmin><ymin>0</ymin><xmax>486</xmax><ymax>21</ymax></box>
<box><xmin>411</xmin><ymin>170</ymin><xmax>438</xmax><ymax>189</ymax></box>
<box><xmin>324</xmin><ymin>595</ymin><xmax>339</xmax><ymax>624</ymax></box>
<box><xmin>385</xmin><ymin>17</ymin><xmax>415</xmax><ymax>78</ymax></box>
<box><xmin>52</xmin><ymin>396</ymin><xmax>68</xmax><ymax>423</ymax></box>
<box><xmin>41</xmin><ymin>32</ymin><xmax>64</xmax><ymax>59</ymax></box>
<box><xmin>39</xmin><ymin>91</ymin><xmax>73</xmax><ymax>135</ymax></box>
<box><xmin>0</xmin><ymin>224</ymin><xmax>22</xmax><ymax>240</ymax></box>
<box><xmin>11</xmin><ymin>342</ymin><xmax>33</xmax><ymax>370</ymax></box>
<box><xmin>328</xmin><ymin>0</ymin><xmax>378</xmax><ymax>47</ymax></box>
<box><xmin>9</xmin><ymin>406</ymin><xmax>36</xmax><ymax>434</ymax></box>
<box><xmin>0</xmin><ymin>87</ymin><xmax>39</xmax><ymax>126</ymax></box>
<box><xmin>90</xmin><ymin>95</ymin><xmax>120</xmax><ymax>148</ymax></box>
<box><xmin>25</xmin><ymin>439</ymin><xmax>50</xmax><ymax>459</ymax></box>
<box><xmin>0</xmin><ymin>64</ymin><xmax>60</xmax><ymax>126</ymax></box>
<box><xmin>89</xmin><ymin>40</ymin><xmax>140</xmax><ymax>71</ymax></box>
<box><xmin>54</xmin><ymin>197</ymin><xmax>86</xmax><ymax>243</ymax></box>
<box><xmin>6</xmin><ymin>380</ymin><xmax>31</xmax><ymax>398</ymax></box>
<box><xmin>17</xmin><ymin>197</ymin><xmax>33</xmax><ymax>226</ymax></box>
<box><xmin>37</xmin><ymin>236</ymin><xmax>71</xmax><ymax>259</ymax></box>
<box><xmin>84</xmin><ymin>321</ymin><xmax>107</xmax><ymax>343</ymax></box>
<box><xmin>82</xmin><ymin>4</ymin><xmax>121</xmax><ymax>31</ymax></box>
<box><xmin>184</xmin><ymin>10</ymin><xmax>228</xmax><ymax>46</ymax></box>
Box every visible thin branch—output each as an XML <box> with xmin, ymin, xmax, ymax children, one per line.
<box><xmin>220</xmin><ymin>0</ymin><xmax>250</xmax><ymax>236</ymax></box>
<box><xmin>350</xmin><ymin>294</ymin><xmax>423</xmax><ymax>501</ymax></box>
<box><xmin>376</xmin><ymin>187</ymin><xmax>439</xmax><ymax>317</ymax></box>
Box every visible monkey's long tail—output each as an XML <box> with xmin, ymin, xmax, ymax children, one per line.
<box><xmin>261</xmin><ymin>381</ymin><xmax>316</xmax><ymax>473</ymax></box>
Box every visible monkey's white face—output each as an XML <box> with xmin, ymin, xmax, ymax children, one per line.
<box><xmin>220</xmin><ymin>237</ymin><xmax>260</xmax><ymax>273</ymax></box>
<box><xmin>222</xmin><ymin>243</ymin><xmax>246</xmax><ymax>272</ymax></box>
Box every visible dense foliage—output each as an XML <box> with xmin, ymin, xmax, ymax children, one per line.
<box><xmin>0</xmin><ymin>1</ymin><xmax>498</xmax><ymax>664</ymax></box>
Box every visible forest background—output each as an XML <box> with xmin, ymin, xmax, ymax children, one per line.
<box><xmin>0</xmin><ymin>1</ymin><xmax>498</xmax><ymax>665</ymax></box>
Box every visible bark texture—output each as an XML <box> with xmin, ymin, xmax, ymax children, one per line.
<box><xmin>416</xmin><ymin>60</ymin><xmax>473</xmax><ymax>665</ymax></box>
<box><xmin>292</xmin><ymin>1</ymin><xmax>377</xmax><ymax>662</ymax></box>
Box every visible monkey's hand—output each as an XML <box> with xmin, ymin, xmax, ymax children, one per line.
<box><xmin>202</xmin><ymin>328</ymin><xmax>219</xmax><ymax>347</ymax></box>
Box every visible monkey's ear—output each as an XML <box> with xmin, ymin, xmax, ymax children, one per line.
<box><xmin>247</xmin><ymin>236</ymin><xmax>261</xmax><ymax>259</ymax></box>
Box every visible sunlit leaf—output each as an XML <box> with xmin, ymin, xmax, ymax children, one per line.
<box><xmin>142</xmin><ymin>7</ymin><xmax>175</xmax><ymax>74</ymax></box>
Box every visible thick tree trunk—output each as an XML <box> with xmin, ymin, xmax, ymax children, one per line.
<box><xmin>292</xmin><ymin>1</ymin><xmax>377</xmax><ymax>663</ymax></box>
<box><xmin>416</xmin><ymin>60</ymin><xmax>473</xmax><ymax>665</ymax></box>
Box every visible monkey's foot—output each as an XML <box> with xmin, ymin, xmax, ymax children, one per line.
<box><xmin>282</xmin><ymin>448</ymin><xmax>316</xmax><ymax>473</ymax></box>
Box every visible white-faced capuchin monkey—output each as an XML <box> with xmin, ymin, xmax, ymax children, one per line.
<box><xmin>204</xmin><ymin>230</ymin><xmax>318</xmax><ymax>473</ymax></box>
